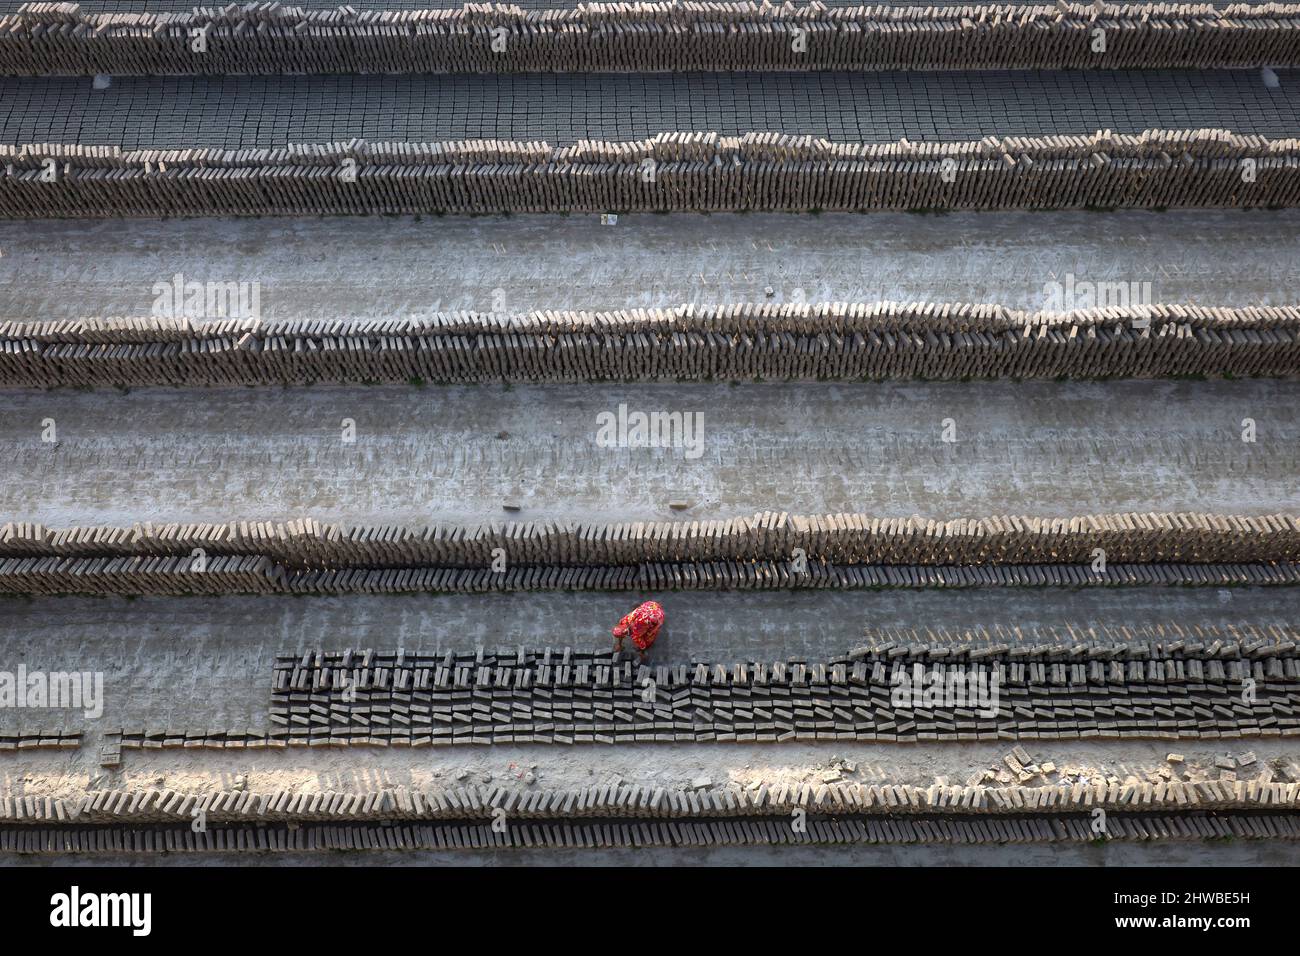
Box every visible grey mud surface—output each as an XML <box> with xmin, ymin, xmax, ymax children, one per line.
<box><xmin>2</xmin><ymin>380</ymin><xmax>1296</xmax><ymax>526</ymax></box>
<box><xmin>5</xmin><ymin>211</ymin><xmax>1300</xmax><ymax>319</ymax></box>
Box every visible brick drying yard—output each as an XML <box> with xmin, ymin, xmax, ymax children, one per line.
<box><xmin>1</xmin><ymin>1</ymin><xmax>1300</xmax><ymax>865</ymax></box>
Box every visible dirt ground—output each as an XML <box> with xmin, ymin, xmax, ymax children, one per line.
<box><xmin>5</xmin><ymin>379</ymin><xmax>1297</xmax><ymax>527</ymax></box>
<box><xmin>5</xmin><ymin>210</ymin><xmax>1300</xmax><ymax>320</ymax></box>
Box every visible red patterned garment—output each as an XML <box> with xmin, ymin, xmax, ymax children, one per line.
<box><xmin>612</xmin><ymin>601</ymin><xmax>665</xmax><ymax>652</ymax></box>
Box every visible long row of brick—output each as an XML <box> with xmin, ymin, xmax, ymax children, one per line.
<box><xmin>1</xmin><ymin>557</ymin><xmax>1295</xmax><ymax>596</ymax></box>
<box><xmin>6</xmin><ymin>303</ymin><xmax>1300</xmax><ymax>386</ymax></box>
<box><xmin>247</xmin><ymin>645</ymin><xmax>1300</xmax><ymax>746</ymax></box>
<box><xmin>4</xmin><ymin>812</ymin><xmax>1297</xmax><ymax>853</ymax></box>
<box><xmin>275</xmin><ymin>643</ymin><xmax>1300</xmax><ymax>684</ymax></box>
<box><xmin>97</xmin><ymin>642</ymin><xmax>1300</xmax><ymax>753</ymax></box>
<box><xmin>2</xmin><ymin>130</ymin><xmax>1295</xmax><ymax>216</ymax></box>
<box><xmin>18</xmin><ymin>302</ymin><xmax>1300</xmax><ymax>340</ymax></box>
<box><xmin>0</xmin><ymin>731</ymin><xmax>80</xmax><ymax>752</ymax></box>
<box><xmin>4</xmin><ymin>2</ymin><xmax>1299</xmax><ymax>75</ymax></box>
<box><xmin>4</xmin><ymin>513</ymin><xmax>1296</xmax><ymax>566</ymax></box>
<box><xmin>6</xmin><ymin>776</ymin><xmax>1297</xmax><ymax>826</ymax></box>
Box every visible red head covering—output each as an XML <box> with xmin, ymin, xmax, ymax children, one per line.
<box><xmin>612</xmin><ymin>601</ymin><xmax>665</xmax><ymax>651</ymax></box>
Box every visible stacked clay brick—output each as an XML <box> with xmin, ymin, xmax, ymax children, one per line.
<box><xmin>140</xmin><ymin>652</ymin><xmax>1300</xmax><ymax>750</ymax></box>
<box><xmin>3</xmin><ymin>780</ymin><xmax>1299</xmax><ymax>854</ymax></box>
<box><xmin>7</xmin><ymin>512</ymin><xmax>1300</xmax><ymax>566</ymax></box>
<box><xmin>252</xmin><ymin>644</ymin><xmax>1300</xmax><ymax>746</ymax></box>
<box><xmin>1</xmin><ymin>558</ymin><xmax>1289</xmax><ymax>595</ymax></box>
<box><xmin>0</xmin><ymin>731</ymin><xmax>80</xmax><ymax>752</ymax></box>
<box><xmin>10</xmin><ymin>777</ymin><xmax>1300</xmax><ymax>826</ymax></box>
<box><xmin>2</xmin><ymin>2</ymin><xmax>1299</xmax><ymax>75</ymax></box>
<box><xmin>1</xmin><ymin>512</ymin><xmax>1298</xmax><ymax>595</ymax></box>
<box><xmin>265</xmin><ymin>561</ymin><xmax>1300</xmax><ymax>593</ymax></box>
<box><xmin>4</xmin><ymin>302</ymin><xmax>1300</xmax><ymax>386</ymax></box>
<box><xmin>2</xmin><ymin>130</ymin><xmax>1297</xmax><ymax>217</ymax></box>
<box><xmin>5</xmin><ymin>812</ymin><xmax>1293</xmax><ymax>852</ymax></box>
<box><xmin>5</xmin><ymin>814</ymin><xmax>1297</xmax><ymax>852</ymax></box>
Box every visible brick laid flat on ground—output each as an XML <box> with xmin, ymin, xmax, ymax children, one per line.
<box><xmin>1</xmin><ymin>586</ymin><xmax>1294</xmax><ymax>731</ymax></box>
<box><xmin>1</xmin><ymin>71</ymin><xmax>1294</xmax><ymax>148</ymax></box>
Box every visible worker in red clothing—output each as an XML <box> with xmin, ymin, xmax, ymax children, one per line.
<box><xmin>612</xmin><ymin>600</ymin><xmax>665</xmax><ymax>662</ymax></box>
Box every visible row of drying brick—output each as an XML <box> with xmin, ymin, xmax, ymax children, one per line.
<box><xmin>6</xmin><ymin>319</ymin><xmax>1299</xmax><ymax>386</ymax></box>
<box><xmin>10</xmin><ymin>128</ymin><xmax>1283</xmax><ymax>166</ymax></box>
<box><xmin>852</xmin><ymin>625</ymin><xmax>1300</xmax><ymax>656</ymax></box>
<box><xmin>0</xmin><ymin>731</ymin><xmax>79</xmax><ymax>752</ymax></box>
<box><xmin>99</xmin><ymin>647</ymin><xmax>1298</xmax><ymax>753</ymax></box>
<box><xmin>275</xmin><ymin>645</ymin><xmax>1300</xmax><ymax>688</ymax></box>
<box><xmin>257</xmin><ymin>677</ymin><xmax>1298</xmax><ymax>746</ymax></box>
<box><xmin>4</xmin><ymin>153</ymin><xmax>1296</xmax><ymax>216</ymax></box>
<box><xmin>3</xmin><ymin>129</ymin><xmax>1298</xmax><ymax>216</ymax></box>
<box><xmin>280</xmin><ymin>636</ymin><xmax>1300</xmax><ymax>677</ymax></box>
<box><xmin>4</xmin><ymin>812</ymin><xmax>1297</xmax><ymax>854</ymax></box>
<box><xmin>12</xmin><ymin>303</ymin><xmax>1300</xmax><ymax>342</ymax></box>
<box><xmin>213</xmin><ymin>644</ymin><xmax>1297</xmax><ymax>747</ymax></box>
<box><xmin>3</xmin><ymin>2</ymin><xmax>1299</xmax><ymax>74</ymax></box>
<box><xmin>9</xmin><ymin>775</ymin><xmax>1300</xmax><ymax>827</ymax></box>
<box><xmin>0</xmin><ymin>558</ymin><xmax>1295</xmax><ymax>596</ymax></box>
<box><xmin>3</xmin><ymin>513</ymin><xmax>1297</xmax><ymax>565</ymax></box>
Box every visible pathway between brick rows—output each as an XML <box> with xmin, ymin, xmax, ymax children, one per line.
<box><xmin>1</xmin><ymin>380</ymin><xmax>1295</xmax><ymax>526</ymax></box>
<box><xmin>5</xmin><ymin>211</ymin><xmax>1300</xmax><ymax>320</ymax></box>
